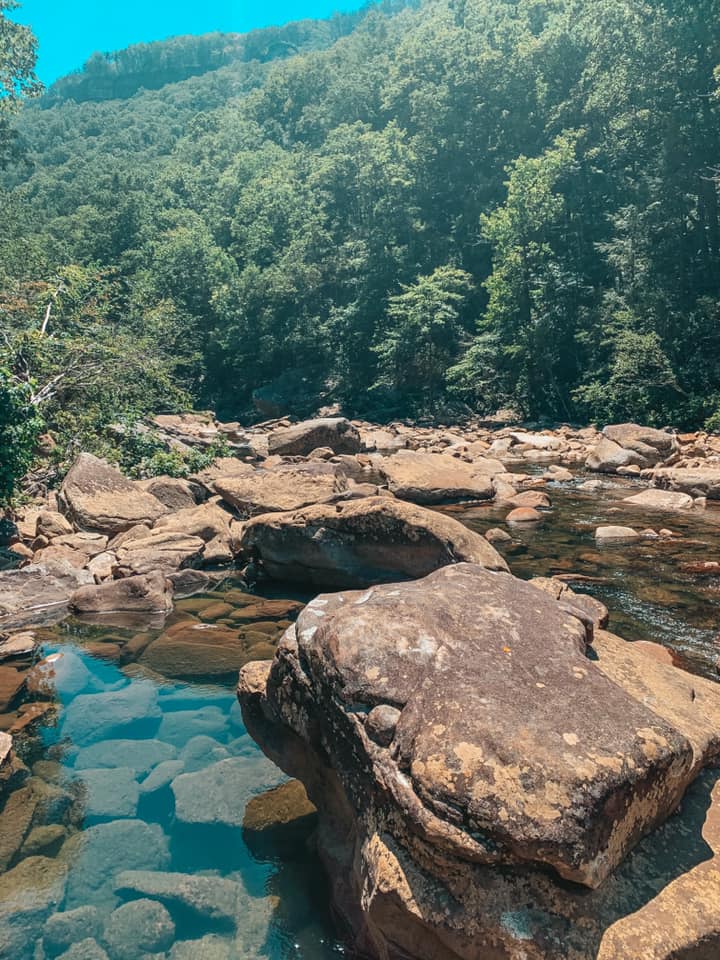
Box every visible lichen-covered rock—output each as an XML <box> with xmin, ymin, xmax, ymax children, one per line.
<box><xmin>237</xmin><ymin>496</ymin><xmax>508</xmax><ymax>588</ymax></box>
<box><xmin>58</xmin><ymin>454</ymin><xmax>168</xmax><ymax>535</ymax></box>
<box><xmin>239</xmin><ymin>564</ymin><xmax>720</xmax><ymax>960</ymax></box>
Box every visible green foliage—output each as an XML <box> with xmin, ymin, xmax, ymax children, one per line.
<box><xmin>0</xmin><ymin>367</ymin><xmax>43</xmax><ymax>503</ymax></box>
<box><xmin>3</xmin><ymin>0</ymin><xmax>720</xmax><ymax>430</ymax></box>
<box><xmin>373</xmin><ymin>266</ymin><xmax>473</xmax><ymax>407</ymax></box>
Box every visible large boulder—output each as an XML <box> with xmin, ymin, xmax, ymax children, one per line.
<box><xmin>621</xmin><ymin>489</ymin><xmax>694</xmax><ymax>511</ymax></box>
<box><xmin>376</xmin><ymin>451</ymin><xmax>495</xmax><ymax>504</ymax></box>
<box><xmin>69</xmin><ymin>572</ymin><xmax>173</xmax><ymax>616</ymax></box>
<box><xmin>237</xmin><ymin>496</ymin><xmax>508</xmax><ymax>588</ymax></box>
<box><xmin>586</xmin><ymin>424</ymin><xmax>678</xmax><ymax>474</ymax></box>
<box><xmin>114</xmin><ymin>530</ymin><xmax>205</xmax><ymax>577</ymax></box>
<box><xmin>136</xmin><ymin>476</ymin><xmax>198</xmax><ymax>512</ymax></box>
<box><xmin>58</xmin><ymin>454</ymin><xmax>167</xmax><ymax>535</ymax></box>
<box><xmin>0</xmin><ymin>562</ymin><xmax>93</xmax><ymax>630</ymax></box>
<box><xmin>652</xmin><ymin>466</ymin><xmax>720</xmax><ymax>499</ymax></box>
<box><xmin>267</xmin><ymin>417</ymin><xmax>361</xmax><ymax>457</ymax></box>
<box><xmin>215</xmin><ymin>464</ymin><xmax>347</xmax><ymax>517</ymax></box>
<box><xmin>239</xmin><ymin>564</ymin><xmax>720</xmax><ymax>960</ymax></box>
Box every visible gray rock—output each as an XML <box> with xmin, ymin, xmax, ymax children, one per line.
<box><xmin>0</xmin><ymin>857</ymin><xmax>67</xmax><ymax>960</ymax></box>
<box><xmin>0</xmin><ymin>562</ymin><xmax>93</xmax><ymax>630</ymax></box>
<box><xmin>79</xmin><ymin>767</ymin><xmax>140</xmax><ymax>819</ymax></box>
<box><xmin>43</xmin><ymin>906</ymin><xmax>101</xmax><ymax>957</ymax></box>
<box><xmin>157</xmin><ymin>706</ymin><xmax>228</xmax><ymax>747</ymax></box>
<box><xmin>169</xmin><ymin>936</ymin><xmax>235</xmax><ymax>960</ymax></box>
<box><xmin>172</xmin><ymin>758</ymin><xmax>280</xmax><ymax>827</ymax></box>
<box><xmin>102</xmin><ymin>899</ymin><xmax>174</xmax><ymax>960</ymax></box>
<box><xmin>138</xmin><ymin>760</ymin><xmax>184</xmax><ymax>795</ymax></box>
<box><xmin>60</xmin><ymin>820</ymin><xmax>169</xmax><ymax>909</ymax></box>
<box><xmin>114</xmin><ymin>870</ymin><xmax>244</xmax><ymax>926</ymax></box>
<box><xmin>57</xmin><ymin>940</ymin><xmax>109</xmax><ymax>960</ymax></box>
<box><xmin>61</xmin><ymin>682</ymin><xmax>161</xmax><ymax>745</ymax></box>
<box><xmin>178</xmin><ymin>736</ymin><xmax>230</xmax><ymax>773</ymax></box>
<box><xmin>267</xmin><ymin>417</ymin><xmax>361</xmax><ymax>457</ymax></box>
<box><xmin>74</xmin><ymin>740</ymin><xmax>177</xmax><ymax>777</ymax></box>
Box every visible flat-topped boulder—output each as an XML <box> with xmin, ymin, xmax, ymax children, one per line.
<box><xmin>621</xmin><ymin>488</ymin><xmax>694</xmax><ymax>511</ymax></box>
<box><xmin>58</xmin><ymin>454</ymin><xmax>168</xmax><ymax>535</ymax></box>
<box><xmin>0</xmin><ymin>562</ymin><xmax>93</xmax><ymax>630</ymax></box>
<box><xmin>237</xmin><ymin>496</ymin><xmax>507</xmax><ymax>588</ymax></box>
<box><xmin>239</xmin><ymin>564</ymin><xmax>720</xmax><ymax>960</ymax></box>
<box><xmin>376</xmin><ymin>450</ymin><xmax>495</xmax><ymax>504</ymax></box>
<box><xmin>267</xmin><ymin>417</ymin><xmax>361</xmax><ymax>457</ymax></box>
<box><xmin>114</xmin><ymin>530</ymin><xmax>205</xmax><ymax>577</ymax></box>
<box><xmin>214</xmin><ymin>463</ymin><xmax>347</xmax><ymax>517</ymax></box>
<box><xmin>652</xmin><ymin>466</ymin><xmax>720</xmax><ymax>499</ymax></box>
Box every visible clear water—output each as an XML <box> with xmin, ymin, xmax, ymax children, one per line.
<box><xmin>4</xmin><ymin>472</ymin><xmax>720</xmax><ymax>959</ymax></box>
<box><xmin>1</xmin><ymin>581</ymin><xmax>345</xmax><ymax>960</ymax></box>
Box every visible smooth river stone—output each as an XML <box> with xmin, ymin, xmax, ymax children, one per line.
<box><xmin>171</xmin><ymin>757</ymin><xmax>281</xmax><ymax>827</ymax></box>
<box><xmin>74</xmin><ymin>739</ymin><xmax>177</xmax><ymax>776</ymax></box>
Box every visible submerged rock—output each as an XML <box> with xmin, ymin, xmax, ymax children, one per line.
<box><xmin>239</xmin><ymin>563</ymin><xmax>720</xmax><ymax>959</ymax></box>
<box><xmin>113</xmin><ymin>870</ymin><xmax>244</xmax><ymax>926</ymax></box>
<box><xmin>61</xmin><ymin>681</ymin><xmax>161</xmax><ymax>745</ymax></box>
<box><xmin>171</xmin><ymin>757</ymin><xmax>280</xmax><ymax>827</ymax></box>
<box><xmin>43</xmin><ymin>906</ymin><xmax>102</xmax><ymax>956</ymax></box>
<box><xmin>0</xmin><ymin>856</ymin><xmax>68</xmax><ymax>960</ymax></box>
<box><xmin>103</xmin><ymin>898</ymin><xmax>175</xmax><ymax>960</ymax></box>
<box><xmin>237</xmin><ymin>495</ymin><xmax>507</xmax><ymax>588</ymax></box>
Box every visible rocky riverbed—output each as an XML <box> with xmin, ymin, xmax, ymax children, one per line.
<box><xmin>3</xmin><ymin>414</ymin><xmax>720</xmax><ymax>959</ymax></box>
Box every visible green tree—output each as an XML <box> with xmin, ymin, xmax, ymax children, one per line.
<box><xmin>0</xmin><ymin>366</ymin><xmax>42</xmax><ymax>503</ymax></box>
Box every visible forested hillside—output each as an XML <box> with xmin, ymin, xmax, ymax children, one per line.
<box><xmin>2</xmin><ymin>0</ymin><xmax>720</xmax><ymax>484</ymax></box>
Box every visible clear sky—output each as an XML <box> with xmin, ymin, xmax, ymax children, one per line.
<box><xmin>11</xmin><ymin>0</ymin><xmax>366</xmax><ymax>85</ymax></box>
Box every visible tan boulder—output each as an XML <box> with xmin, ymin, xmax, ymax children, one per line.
<box><xmin>58</xmin><ymin>453</ymin><xmax>167</xmax><ymax>535</ymax></box>
<box><xmin>115</xmin><ymin>530</ymin><xmax>205</xmax><ymax>577</ymax></box>
<box><xmin>621</xmin><ymin>488</ymin><xmax>694</xmax><ymax>511</ymax></box>
<box><xmin>238</xmin><ymin>496</ymin><xmax>507</xmax><ymax>588</ymax></box>
<box><xmin>137</xmin><ymin>476</ymin><xmax>198</xmax><ymax>512</ymax></box>
<box><xmin>267</xmin><ymin>417</ymin><xmax>361</xmax><ymax>456</ymax></box>
<box><xmin>377</xmin><ymin>450</ymin><xmax>495</xmax><ymax>504</ymax></box>
<box><xmin>652</xmin><ymin>466</ymin><xmax>720</xmax><ymax>499</ymax></box>
<box><xmin>70</xmin><ymin>571</ymin><xmax>173</xmax><ymax>616</ymax></box>
<box><xmin>215</xmin><ymin>464</ymin><xmax>347</xmax><ymax>517</ymax></box>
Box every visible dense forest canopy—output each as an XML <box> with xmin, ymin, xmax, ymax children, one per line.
<box><xmin>2</xmin><ymin>0</ymin><xmax>720</xmax><ymax>493</ymax></box>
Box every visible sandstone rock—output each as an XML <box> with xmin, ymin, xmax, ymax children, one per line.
<box><xmin>243</xmin><ymin>564</ymin><xmax>704</xmax><ymax>887</ymax></box>
<box><xmin>239</xmin><ymin>564</ymin><xmax>720</xmax><ymax>960</ymax></box>
<box><xmin>505</xmin><ymin>506</ymin><xmax>542</xmax><ymax>523</ymax></box>
<box><xmin>113</xmin><ymin>870</ymin><xmax>244</xmax><ymax>926</ymax></box>
<box><xmin>56</xmin><ymin>939</ymin><xmax>109</xmax><ymax>960</ymax></box>
<box><xmin>484</xmin><ymin>527</ymin><xmax>512</xmax><ymax>544</ymax></box>
<box><xmin>594</xmin><ymin>525</ymin><xmax>640</xmax><ymax>541</ymax></box>
<box><xmin>0</xmin><ymin>631</ymin><xmax>36</xmax><ymax>661</ymax></box>
<box><xmin>36</xmin><ymin>510</ymin><xmax>73</xmax><ymax>539</ymax></box>
<box><xmin>172</xmin><ymin>757</ymin><xmax>280</xmax><ymax>827</ymax></box>
<box><xmin>602</xmin><ymin>423</ymin><xmax>678</xmax><ymax>463</ymax></box>
<box><xmin>86</xmin><ymin>552</ymin><xmax>117</xmax><ymax>583</ymax></box>
<box><xmin>0</xmin><ymin>666</ymin><xmax>26</xmax><ymax>712</ymax></box>
<box><xmin>103</xmin><ymin>899</ymin><xmax>175</xmax><ymax>960</ymax></box>
<box><xmin>189</xmin><ymin>458</ymin><xmax>255</xmax><ymax>491</ymax></box>
<box><xmin>237</xmin><ymin>496</ymin><xmax>508</xmax><ymax>588</ymax></box>
<box><xmin>0</xmin><ymin>783</ymin><xmax>38</xmax><ymax>869</ymax></box>
<box><xmin>622</xmin><ymin>489</ymin><xmax>694</xmax><ymax>511</ymax></box>
<box><xmin>153</xmin><ymin>500</ymin><xmax>231</xmax><ymax>543</ymax></box>
<box><xmin>136</xmin><ymin>476</ymin><xmax>198</xmax><ymax>511</ymax></box>
<box><xmin>43</xmin><ymin>906</ymin><xmax>101</xmax><ymax>956</ymax></box>
<box><xmin>242</xmin><ymin>779</ymin><xmax>317</xmax><ymax>833</ymax></box>
<box><xmin>139</xmin><ymin>624</ymin><xmax>259</xmax><ymax>681</ymax></box>
<box><xmin>21</xmin><ymin>824</ymin><xmax>67</xmax><ymax>858</ymax></box>
<box><xmin>508</xmin><ymin>490</ymin><xmax>551</xmax><ymax>509</ymax></box>
<box><xmin>376</xmin><ymin>450</ymin><xmax>495</xmax><ymax>505</ymax></box>
<box><xmin>61</xmin><ymin>681</ymin><xmax>161</xmax><ymax>745</ymax></box>
<box><xmin>267</xmin><ymin>417</ymin><xmax>361</xmax><ymax>456</ymax></box>
<box><xmin>152</xmin><ymin>412</ymin><xmax>217</xmax><ymax>446</ymax></box>
<box><xmin>78</xmin><ymin>767</ymin><xmax>140</xmax><ymax>819</ymax></box>
<box><xmin>114</xmin><ymin>530</ymin><xmax>205</xmax><ymax>577</ymax></box>
<box><xmin>70</xmin><ymin>572</ymin><xmax>173</xmax><ymax>616</ymax></box>
<box><xmin>215</xmin><ymin>464</ymin><xmax>346</xmax><ymax>517</ymax></box>
<box><xmin>58</xmin><ymin>454</ymin><xmax>168</xmax><ymax>535</ymax></box>
<box><xmin>586</xmin><ymin>436</ymin><xmax>646</xmax><ymax>473</ymax></box>
<box><xmin>60</xmin><ymin>820</ymin><xmax>169</xmax><ymax>910</ymax></box>
<box><xmin>0</xmin><ymin>857</ymin><xmax>67</xmax><ymax>960</ymax></box>
<box><xmin>0</xmin><ymin>562</ymin><xmax>93</xmax><ymax>629</ymax></box>
<box><xmin>529</xmin><ymin>577</ymin><xmax>609</xmax><ymax>630</ymax></box>
<box><xmin>652</xmin><ymin>466</ymin><xmax>720</xmax><ymax>499</ymax></box>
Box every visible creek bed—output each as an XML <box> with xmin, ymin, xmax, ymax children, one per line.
<box><xmin>3</xmin><ymin>472</ymin><xmax>720</xmax><ymax>957</ymax></box>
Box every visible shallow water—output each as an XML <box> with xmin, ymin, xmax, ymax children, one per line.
<box><xmin>4</xmin><ymin>474</ymin><xmax>720</xmax><ymax>958</ymax></box>
<box><xmin>1</xmin><ymin>580</ymin><xmax>345</xmax><ymax>960</ymax></box>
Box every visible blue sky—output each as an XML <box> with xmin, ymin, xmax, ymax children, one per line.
<box><xmin>11</xmin><ymin>0</ymin><xmax>366</xmax><ymax>85</ymax></box>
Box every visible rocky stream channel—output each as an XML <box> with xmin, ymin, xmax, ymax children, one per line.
<box><xmin>2</xmin><ymin>416</ymin><xmax>720</xmax><ymax>960</ymax></box>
